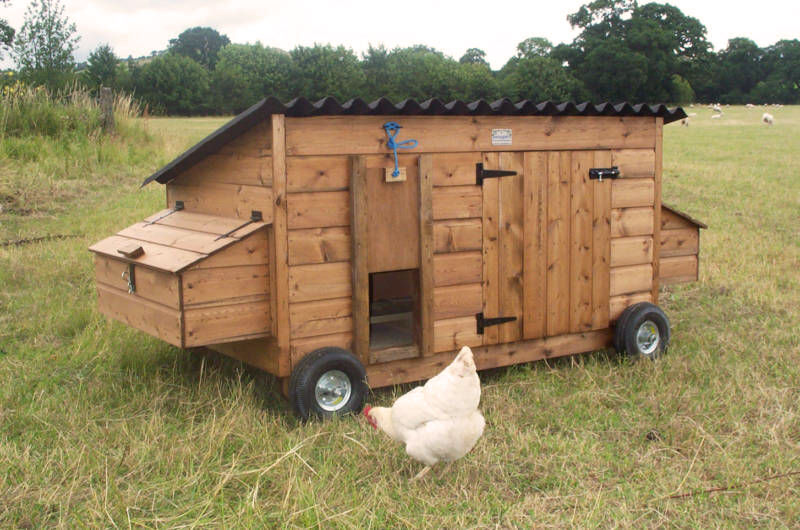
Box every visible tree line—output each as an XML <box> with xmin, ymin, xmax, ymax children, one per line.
<box><xmin>3</xmin><ymin>0</ymin><xmax>799</xmax><ymax>115</ymax></box>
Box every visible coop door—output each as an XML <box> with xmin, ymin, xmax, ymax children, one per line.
<box><xmin>480</xmin><ymin>151</ymin><xmax>612</xmax><ymax>346</ymax></box>
<box><xmin>350</xmin><ymin>155</ymin><xmax>426</xmax><ymax>365</ymax></box>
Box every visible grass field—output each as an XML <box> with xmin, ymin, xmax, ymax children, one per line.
<box><xmin>1</xmin><ymin>106</ymin><xmax>798</xmax><ymax>527</ymax></box>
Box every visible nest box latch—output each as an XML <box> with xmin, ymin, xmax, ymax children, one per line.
<box><xmin>121</xmin><ymin>264</ymin><xmax>136</xmax><ymax>294</ymax></box>
<box><xmin>476</xmin><ymin>312</ymin><xmax>517</xmax><ymax>334</ymax></box>
<box><xmin>589</xmin><ymin>166</ymin><xmax>620</xmax><ymax>182</ymax></box>
<box><xmin>476</xmin><ymin>163</ymin><xmax>517</xmax><ymax>186</ymax></box>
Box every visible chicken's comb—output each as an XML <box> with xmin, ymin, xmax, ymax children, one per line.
<box><xmin>363</xmin><ymin>405</ymin><xmax>371</xmax><ymax>417</ymax></box>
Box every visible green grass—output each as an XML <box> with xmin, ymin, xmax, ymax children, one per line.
<box><xmin>1</xmin><ymin>106</ymin><xmax>798</xmax><ymax>527</ymax></box>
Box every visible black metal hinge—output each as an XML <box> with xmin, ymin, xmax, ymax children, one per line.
<box><xmin>476</xmin><ymin>312</ymin><xmax>517</xmax><ymax>334</ymax></box>
<box><xmin>476</xmin><ymin>163</ymin><xmax>517</xmax><ymax>186</ymax></box>
<box><xmin>589</xmin><ymin>166</ymin><xmax>620</xmax><ymax>181</ymax></box>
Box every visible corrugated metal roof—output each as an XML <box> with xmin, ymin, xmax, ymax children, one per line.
<box><xmin>143</xmin><ymin>97</ymin><xmax>687</xmax><ymax>186</ymax></box>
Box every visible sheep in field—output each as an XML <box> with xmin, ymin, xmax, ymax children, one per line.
<box><xmin>762</xmin><ymin>113</ymin><xmax>774</xmax><ymax>125</ymax></box>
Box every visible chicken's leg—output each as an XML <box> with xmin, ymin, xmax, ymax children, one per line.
<box><xmin>411</xmin><ymin>465</ymin><xmax>431</xmax><ymax>481</ymax></box>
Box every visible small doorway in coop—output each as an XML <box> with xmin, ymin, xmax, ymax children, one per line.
<box><xmin>369</xmin><ymin>269</ymin><xmax>420</xmax><ymax>356</ymax></box>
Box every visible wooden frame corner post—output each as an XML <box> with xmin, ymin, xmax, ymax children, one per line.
<box><xmin>350</xmin><ymin>155</ymin><xmax>369</xmax><ymax>365</ymax></box>
<box><xmin>271</xmin><ymin>114</ymin><xmax>290</xmax><ymax>377</ymax></box>
<box><xmin>418</xmin><ymin>155</ymin><xmax>434</xmax><ymax>356</ymax></box>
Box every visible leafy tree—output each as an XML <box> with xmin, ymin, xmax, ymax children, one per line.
<box><xmin>516</xmin><ymin>37</ymin><xmax>553</xmax><ymax>59</ymax></box>
<box><xmin>717</xmin><ymin>38</ymin><xmax>763</xmax><ymax>102</ymax></box>
<box><xmin>362</xmin><ymin>45</ymin><xmax>462</xmax><ymax>102</ymax></box>
<box><xmin>580</xmin><ymin>38</ymin><xmax>648</xmax><ymax>100</ymax></box>
<box><xmin>168</xmin><ymin>26</ymin><xmax>230</xmax><ymax>69</ymax></box>
<box><xmin>502</xmin><ymin>55</ymin><xmax>586</xmax><ymax>101</ymax></box>
<box><xmin>459</xmin><ymin>48</ymin><xmax>488</xmax><ymax>66</ymax></box>
<box><xmin>212</xmin><ymin>42</ymin><xmax>292</xmax><ymax>112</ymax></box>
<box><xmin>361</xmin><ymin>45</ymin><xmax>391</xmax><ymax>100</ymax></box>
<box><xmin>454</xmin><ymin>62</ymin><xmax>500</xmax><ymax>100</ymax></box>
<box><xmin>133</xmin><ymin>54</ymin><xmax>210</xmax><ymax>115</ymax></box>
<box><xmin>757</xmin><ymin>39</ymin><xmax>800</xmax><ymax>103</ymax></box>
<box><xmin>12</xmin><ymin>0</ymin><xmax>79</xmax><ymax>90</ymax></box>
<box><xmin>289</xmin><ymin>44</ymin><xmax>365</xmax><ymax>101</ymax></box>
<box><xmin>83</xmin><ymin>43</ymin><xmax>117</xmax><ymax>91</ymax></box>
<box><xmin>669</xmin><ymin>74</ymin><xmax>694</xmax><ymax>104</ymax></box>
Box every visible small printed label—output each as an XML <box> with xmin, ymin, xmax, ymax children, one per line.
<box><xmin>491</xmin><ymin>128</ymin><xmax>512</xmax><ymax>146</ymax></box>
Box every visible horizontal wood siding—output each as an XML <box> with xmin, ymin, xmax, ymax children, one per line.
<box><xmin>289</xmin><ymin>298</ymin><xmax>352</xmax><ymax>339</ymax></box>
<box><xmin>434</xmin><ymin>316</ymin><xmax>483</xmax><ymax>353</ymax></box>
<box><xmin>170</xmin><ymin>121</ymin><xmax>272</xmax><ymax>187</ymax></box>
<box><xmin>433</xmin><ymin>251</ymin><xmax>482</xmax><ymax>287</ymax></box>
<box><xmin>288</xmin><ymin>262</ymin><xmax>351</xmax><ymax>303</ymax></box>
<box><xmin>608</xmin><ymin>148</ymin><xmax>656</xmax><ymax>318</ymax></box>
<box><xmin>286</xmin><ymin>156</ymin><xmax>356</xmax><ymax>347</ymax></box>
<box><xmin>96</xmin><ymin>283</ymin><xmax>183</xmax><ymax>346</ymax></box>
<box><xmin>94</xmin><ymin>254</ymin><xmax>180</xmax><ymax>309</ymax></box>
<box><xmin>182</xmin><ymin>265</ymin><xmax>268</xmax><ymax>306</ymax></box>
<box><xmin>433</xmin><ymin>219</ymin><xmax>482</xmax><ymax>253</ymax></box>
<box><xmin>184</xmin><ymin>298</ymin><xmax>270</xmax><ymax>347</ymax></box>
<box><xmin>286</xmin><ymin>116</ymin><xmax>656</xmax><ymax>156</ymax></box>
<box><xmin>660</xmin><ymin>255</ymin><xmax>698</xmax><ymax>285</ymax></box>
<box><xmin>288</xmin><ymin>227</ymin><xmax>351</xmax><ymax>265</ymax></box>
<box><xmin>610</xmin><ymin>236</ymin><xmax>653</xmax><ymax>267</ymax></box>
<box><xmin>166</xmin><ymin>183</ymin><xmax>274</xmax><ymax>222</ymax></box>
<box><xmin>287</xmin><ymin>191</ymin><xmax>349</xmax><ymax>229</ymax></box>
<box><xmin>610</xmin><ymin>264</ymin><xmax>653</xmax><ymax>296</ymax></box>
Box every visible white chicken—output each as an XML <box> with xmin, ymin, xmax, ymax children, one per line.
<box><xmin>363</xmin><ymin>346</ymin><xmax>485</xmax><ymax>480</ymax></box>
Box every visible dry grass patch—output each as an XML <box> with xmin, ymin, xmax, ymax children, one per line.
<box><xmin>0</xmin><ymin>107</ymin><xmax>798</xmax><ymax>527</ymax></box>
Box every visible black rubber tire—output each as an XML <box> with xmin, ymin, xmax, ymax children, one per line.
<box><xmin>615</xmin><ymin>302</ymin><xmax>671</xmax><ymax>360</ymax></box>
<box><xmin>613</xmin><ymin>303</ymin><xmax>638</xmax><ymax>354</ymax></box>
<box><xmin>288</xmin><ymin>347</ymin><xmax>368</xmax><ymax>420</ymax></box>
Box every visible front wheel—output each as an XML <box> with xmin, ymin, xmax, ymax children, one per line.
<box><xmin>614</xmin><ymin>302</ymin><xmax>671</xmax><ymax>361</ymax></box>
<box><xmin>288</xmin><ymin>347</ymin><xmax>368</xmax><ymax>420</ymax></box>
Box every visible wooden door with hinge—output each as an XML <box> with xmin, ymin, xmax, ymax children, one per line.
<box><xmin>480</xmin><ymin>150</ymin><xmax>613</xmax><ymax>346</ymax></box>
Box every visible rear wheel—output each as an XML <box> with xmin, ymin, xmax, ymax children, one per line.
<box><xmin>614</xmin><ymin>302</ymin><xmax>671</xmax><ymax>361</ymax></box>
<box><xmin>289</xmin><ymin>347</ymin><xmax>368</xmax><ymax>420</ymax></box>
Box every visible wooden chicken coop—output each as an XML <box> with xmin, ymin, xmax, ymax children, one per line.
<box><xmin>90</xmin><ymin>97</ymin><xmax>705</xmax><ymax>418</ymax></box>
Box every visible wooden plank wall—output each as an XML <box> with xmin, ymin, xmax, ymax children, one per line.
<box><xmin>608</xmin><ymin>148</ymin><xmax>657</xmax><ymax>321</ymax></box>
<box><xmin>182</xmin><ymin>231</ymin><xmax>271</xmax><ymax>347</ymax></box>
<box><xmin>166</xmin><ymin>120</ymin><xmax>273</xmax><ymax>219</ymax></box>
<box><xmin>659</xmin><ymin>207</ymin><xmax>700</xmax><ymax>284</ymax></box>
<box><xmin>431</xmin><ymin>154</ymin><xmax>484</xmax><ymax>353</ymax></box>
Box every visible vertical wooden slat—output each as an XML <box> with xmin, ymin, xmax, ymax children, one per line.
<box><xmin>271</xmin><ymin>114</ymin><xmax>290</xmax><ymax>376</ymax></box>
<box><xmin>498</xmin><ymin>152</ymin><xmax>524</xmax><ymax>343</ymax></box>
<box><xmin>547</xmin><ymin>151</ymin><xmax>570</xmax><ymax>336</ymax></box>
<box><xmin>569</xmin><ymin>151</ymin><xmax>593</xmax><ymax>332</ymax></box>
<box><xmin>481</xmin><ymin>153</ymin><xmax>500</xmax><ymax>345</ymax></box>
<box><xmin>523</xmin><ymin>152</ymin><xmax>548</xmax><ymax>339</ymax></box>
<box><xmin>418</xmin><ymin>155</ymin><xmax>434</xmax><ymax>357</ymax></box>
<box><xmin>652</xmin><ymin>118</ymin><xmax>663</xmax><ymax>305</ymax></box>
<box><xmin>591</xmin><ymin>151</ymin><xmax>612</xmax><ymax>330</ymax></box>
<box><xmin>350</xmin><ymin>155</ymin><xmax>369</xmax><ymax>365</ymax></box>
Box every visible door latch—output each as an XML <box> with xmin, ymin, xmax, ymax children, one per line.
<box><xmin>589</xmin><ymin>166</ymin><xmax>620</xmax><ymax>182</ymax></box>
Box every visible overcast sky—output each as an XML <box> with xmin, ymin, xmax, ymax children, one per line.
<box><xmin>1</xmin><ymin>0</ymin><xmax>798</xmax><ymax>70</ymax></box>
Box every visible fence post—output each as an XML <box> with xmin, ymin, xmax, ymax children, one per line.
<box><xmin>100</xmin><ymin>86</ymin><xmax>114</xmax><ymax>133</ymax></box>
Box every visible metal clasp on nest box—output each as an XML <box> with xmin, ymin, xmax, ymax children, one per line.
<box><xmin>121</xmin><ymin>263</ymin><xmax>136</xmax><ymax>294</ymax></box>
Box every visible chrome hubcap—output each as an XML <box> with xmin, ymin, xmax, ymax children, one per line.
<box><xmin>314</xmin><ymin>370</ymin><xmax>352</xmax><ymax>412</ymax></box>
<box><xmin>636</xmin><ymin>320</ymin><xmax>660</xmax><ymax>355</ymax></box>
